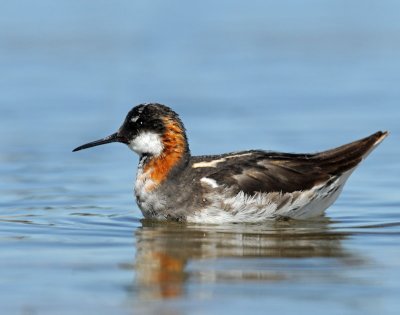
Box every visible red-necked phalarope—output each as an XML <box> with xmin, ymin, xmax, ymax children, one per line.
<box><xmin>73</xmin><ymin>103</ymin><xmax>388</xmax><ymax>223</ymax></box>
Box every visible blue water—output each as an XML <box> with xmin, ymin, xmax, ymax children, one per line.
<box><xmin>1</xmin><ymin>1</ymin><xmax>400</xmax><ymax>314</ymax></box>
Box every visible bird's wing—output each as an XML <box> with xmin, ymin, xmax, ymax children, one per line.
<box><xmin>205</xmin><ymin>152</ymin><xmax>328</xmax><ymax>194</ymax></box>
<box><xmin>203</xmin><ymin>131</ymin><xmax>387</xmax><ymax>195</ymax></box>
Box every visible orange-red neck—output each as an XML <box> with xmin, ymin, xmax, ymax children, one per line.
<box><xmin>143</xmin><ymin>117</ymin><xmax>189</xmax><ymax>189</ymax></box>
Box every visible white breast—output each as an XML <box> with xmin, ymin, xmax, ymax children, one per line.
<box><xmin>134</xmin><ymin>160</ymin><xmax>167</xmax><ymax>219</ymax></box>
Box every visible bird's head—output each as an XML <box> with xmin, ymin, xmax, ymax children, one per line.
<box><xmin>73</xmin><ymin>103</ymin><xmax>189</xmax><ymax>157</ymax></box>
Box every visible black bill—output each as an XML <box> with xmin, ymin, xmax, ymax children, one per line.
<box><xmin>72</xmin><ymin>132</ymin><xmax>127</xmax><ymax>152</ymax></box>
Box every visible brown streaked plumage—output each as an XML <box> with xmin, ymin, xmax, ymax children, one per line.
<box><xmin>73</xmin><ymin>103</ymin><xmax>388</xmax><ymax>223</ymax></box>
<box><xmin>202</xmin><ymin>131</ymin><xmax>386</xmax><ymax>196</ymax></box>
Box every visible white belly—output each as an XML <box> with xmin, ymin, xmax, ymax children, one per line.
<box><xmin>187</xmin><ymin>172</ymin><xmax>351</xmax><ymax>224</ymax></box>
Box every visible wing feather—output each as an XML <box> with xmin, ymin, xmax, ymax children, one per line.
<box><xmin>205</xmin><ymin>131</ymin><xmax>386</xmax><ymax>195</ymax></box>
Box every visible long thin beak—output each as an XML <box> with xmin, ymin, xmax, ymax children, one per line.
<box><xmin>72</xmin><ymin>132</ymin><xmax>126</xmax><ymax>152</ymax></box>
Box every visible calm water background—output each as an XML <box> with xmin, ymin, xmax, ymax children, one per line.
<box><xmin>1</xmin><ymin>1</ymin><xmax>400</xmax><ymax>314</ymax></box>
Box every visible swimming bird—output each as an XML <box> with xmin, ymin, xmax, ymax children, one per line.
<box><xmin>73</xmin><ymin>103</ymin><xmax>387</xmax><ymax>223</ymax></box>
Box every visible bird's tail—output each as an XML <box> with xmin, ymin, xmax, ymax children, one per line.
<box><xmin>312</xmin><ymin>131</ymin><xmax>388</xmax><ymax>175</ymax></box>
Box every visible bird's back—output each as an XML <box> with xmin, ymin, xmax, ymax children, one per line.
<box><xmin>184</xmin><ymin>131</ymin><xmax>388</xmax><ymax>223</ymax></box>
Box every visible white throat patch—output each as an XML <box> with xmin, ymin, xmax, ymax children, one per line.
<box><xmin>128</xmin><ymin>131</ymin><xmax>164</xmax><ymax>156</ymax></box>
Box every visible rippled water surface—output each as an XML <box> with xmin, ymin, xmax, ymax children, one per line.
<box><xmin>1</xmin><ymin>1</ymin><xmax>400</xmax><ymax>314</ymax></box>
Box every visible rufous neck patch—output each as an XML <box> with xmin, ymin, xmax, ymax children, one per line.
<box><xmin>143</xmin><ymin>117</ymin><xmax>188</xmax><ymax>190</ymax></box>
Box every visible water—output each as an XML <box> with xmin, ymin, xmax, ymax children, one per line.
<box><xmin>1</xmin><ymin>1</ymin><xmax>400</xmax><ymax>314</ymax></box>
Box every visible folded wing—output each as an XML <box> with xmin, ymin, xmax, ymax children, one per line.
<box><xmin>206</xmin><ymin>131</ymin><xmax>387</xmax><ymax>195</ymax></box>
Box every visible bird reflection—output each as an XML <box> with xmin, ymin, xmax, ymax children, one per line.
<box><xmin>130</xmin><ymin>218</ymin><xmax>357</xmax><ymax>300</ymax></box>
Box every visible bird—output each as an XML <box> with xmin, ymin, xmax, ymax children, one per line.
<box><xmin>73</xmin><ymin>103</ymin><xmax>388</xmax><ymax>223</ymax></box>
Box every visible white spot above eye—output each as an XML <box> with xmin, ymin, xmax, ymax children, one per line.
<box><xmin>130</xmin><ymin>105</ymin><xmax>146</xmax><ymax>123</ymax></box>
<box><xmin>131</xmin><ymin>116</ymin><xmax>140</xmax><ymax>123</ymax></box>
<box><xmin>128</xmin><ymin>131</ymin><xmax>164</xmax><ymax>156</ymax></box>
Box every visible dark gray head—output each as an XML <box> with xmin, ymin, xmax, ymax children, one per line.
<box><xmin>73</xmin><ymin>103</ymin><xmax>188</xmax><ymax>156</ymax></box>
